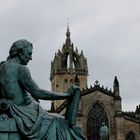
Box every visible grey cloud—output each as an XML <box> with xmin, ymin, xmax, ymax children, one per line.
<box><xmin>0</xmin><ymin>0</ymin><xmax>140</xmax><ymax>111</ymax></box>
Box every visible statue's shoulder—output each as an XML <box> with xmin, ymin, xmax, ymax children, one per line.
<box><xmin>0</xmin><ymin>62</ymin><xmax>3</xmax><ymax>75</ymax></box>
<box><xmin>0</xmin><ymin>61</ymin><xmax>6</xmax><ymax>70</ymax></box>
<box><xmin>0</xmin><ymin>61</ymin><xmax>5</xmax><ymax>66</ymax></box>
<box><xmin>18</xmin><ymin>65</ymin><xmax>30</xmax><ymax>72</ymax></box>
<box><xmin>18</xmin><ymin>65</ymin><xmax>31</xmax><ymax>78</ymax></box>
<box><xmin>0</xmin><ymin>60</ymin><xmax>29</xmax><ymax>75</ymax></box>
<box><xmin>3</xmin><ymin>61</ymin><xmax>20</xmax><ymax>70</ymax></box>
<box><xmin>0</xmin><ymin>61</ymin><xmax>4</xmax><ymax>64</ymax></box>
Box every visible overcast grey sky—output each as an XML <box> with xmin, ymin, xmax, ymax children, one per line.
<box><xmin>0</xmin><ymin>0</ymin><xmax>140</xmax><ymax>111</ymax></box>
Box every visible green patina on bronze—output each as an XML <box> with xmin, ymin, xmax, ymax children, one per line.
<box><xmin>0</xmin><ymin>39</ymin><xmax>85</xmax><ymax>140</ymax></box>
<box><xmin>100</xmin><ymin>122</ymin><xmax>109</xmax><ymax>140</ymax></box>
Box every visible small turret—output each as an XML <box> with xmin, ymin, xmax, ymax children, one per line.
<box><xmin>113</xmin><ymin>76</ymin><xmax>122</xmax><ymax>114</ymax></box>
<box><xmin>50</xmin><ymin>101</ymin><xmax>55</xmax><ymax>113</ymax></box>
<box><xmin>135</xmin><ymin>105</ymin><xmax>140</xmax><ymax>119</ymax></box>
<box><xmin>113</xmin><ymin>76</ymin><xmax>120</xmax><ymax>96</ymax></box>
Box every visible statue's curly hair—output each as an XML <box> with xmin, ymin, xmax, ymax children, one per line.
<box><xmin>7</xmin><ymin>39</ymin><xmax>33</xmax><ymax>59</ymax></box>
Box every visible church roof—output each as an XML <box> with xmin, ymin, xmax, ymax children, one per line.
<box><xmin>82</xmin><ymin>80</ymin><xmax>115</xmax><ymax>98</ymax></box>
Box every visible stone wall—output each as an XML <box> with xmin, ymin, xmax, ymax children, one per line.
<box><xmin>77</xmin><ymin>90</ymin><xmax>140</xmax><ymax>140</ymax></box>
<box><xmin>79</xmin><ymin>90</ymin><xmax>116</xmax><ymax>139</ymax></box>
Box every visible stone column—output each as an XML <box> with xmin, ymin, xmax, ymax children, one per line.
<box><xmin>115</xmin><ymin>114</ymin><xmax>124</xmax><ymax>140</ymax></box>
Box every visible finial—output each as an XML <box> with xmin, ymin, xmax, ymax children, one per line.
<box><xmin>114</xmin><ymin>76</ymin><xmax>119</xmax><ymax>87</ymax></box>
<box><xmin>65</xmin><ymin>19</ymin><xmax>71</xmax><ymax>45</ymax></box>
<box><xmin>67</xmin><ymin>18</ymin><xmax>69</xmax><ymax>29</ymax></box>
<box><xmin>94</xmin><ymin>80</ymin><xmax>100</xmax><ymax>86</ymax></box>
<box><xmin>66</xmin><ymin>18</ymin><xmax>70</xmax><ymax>37</ymax></box>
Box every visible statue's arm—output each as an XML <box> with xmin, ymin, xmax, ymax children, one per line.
<box><xmin>18</xmin><ymin>66</ymin><xmax>71</xmax><ymax>100</ymax></box>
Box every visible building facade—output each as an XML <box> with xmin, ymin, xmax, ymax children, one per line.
<box><xmin>50</xmin><ymin>27</ymin><xmax>140</xmax><ymax>140</ymax></box>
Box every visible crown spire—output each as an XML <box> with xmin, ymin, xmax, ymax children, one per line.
<box><xmin>65</xmin><ymin>20</ymin><xmax>71</xmax><ymax>44</ymax></box>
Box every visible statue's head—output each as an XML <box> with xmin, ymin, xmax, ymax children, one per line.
<box><xmin>102</xmin><ymin>122</ymin><xmax>105</xmax><ymax>126</ymax></box>
<box><xmin>8</xmin><ymin>39</ymin><xmax>33</xmax><ymax>65</ymax></box>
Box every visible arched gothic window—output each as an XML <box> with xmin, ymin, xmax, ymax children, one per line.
<box><xmin>87</xmin><ymin>103</ymin><xmax>109</xmax><ymax>140</ymax></box>
<box><xmin>126</xmin><ymin>131</ymin><xmax>136</xmax><ymax>140</ymax></box>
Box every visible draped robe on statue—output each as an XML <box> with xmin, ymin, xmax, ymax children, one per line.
<box><xmin>0</xmin><ymin>88</ymin><xmax>85</xmax><ymax>140</ymax></box>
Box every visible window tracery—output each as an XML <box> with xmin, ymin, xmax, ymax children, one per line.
<box><xmin>87</xmin><ymin>103</ymin><xmax>109</xmax><ymax>140</ymax></box>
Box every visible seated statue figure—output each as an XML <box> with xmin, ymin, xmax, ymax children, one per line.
<box><xmin>0</xmin><ymin>39</ymin><xmax>85</xmax><ymax>140</ymax></box>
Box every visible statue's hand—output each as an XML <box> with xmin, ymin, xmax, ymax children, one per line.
<box><xmin>67</xmin><ymin>85</ymin><xmax>80</xmax><ymax>96</ymax></box>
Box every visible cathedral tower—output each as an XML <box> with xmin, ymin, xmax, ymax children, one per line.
<box><xmin>50</xmin><ymin>26</ymin><xmax>88</xmax><ymax>109</ymax></box>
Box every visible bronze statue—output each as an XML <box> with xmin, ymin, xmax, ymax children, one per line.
<box><xmin>100</xmin><ymin>122</ymin><xmax>109</xmax><ymax>140</ymax></box>
<box><xmin>0</xmin><ymin>39</ymin><xmax>85</xmax><ymax>140</ymax></box>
